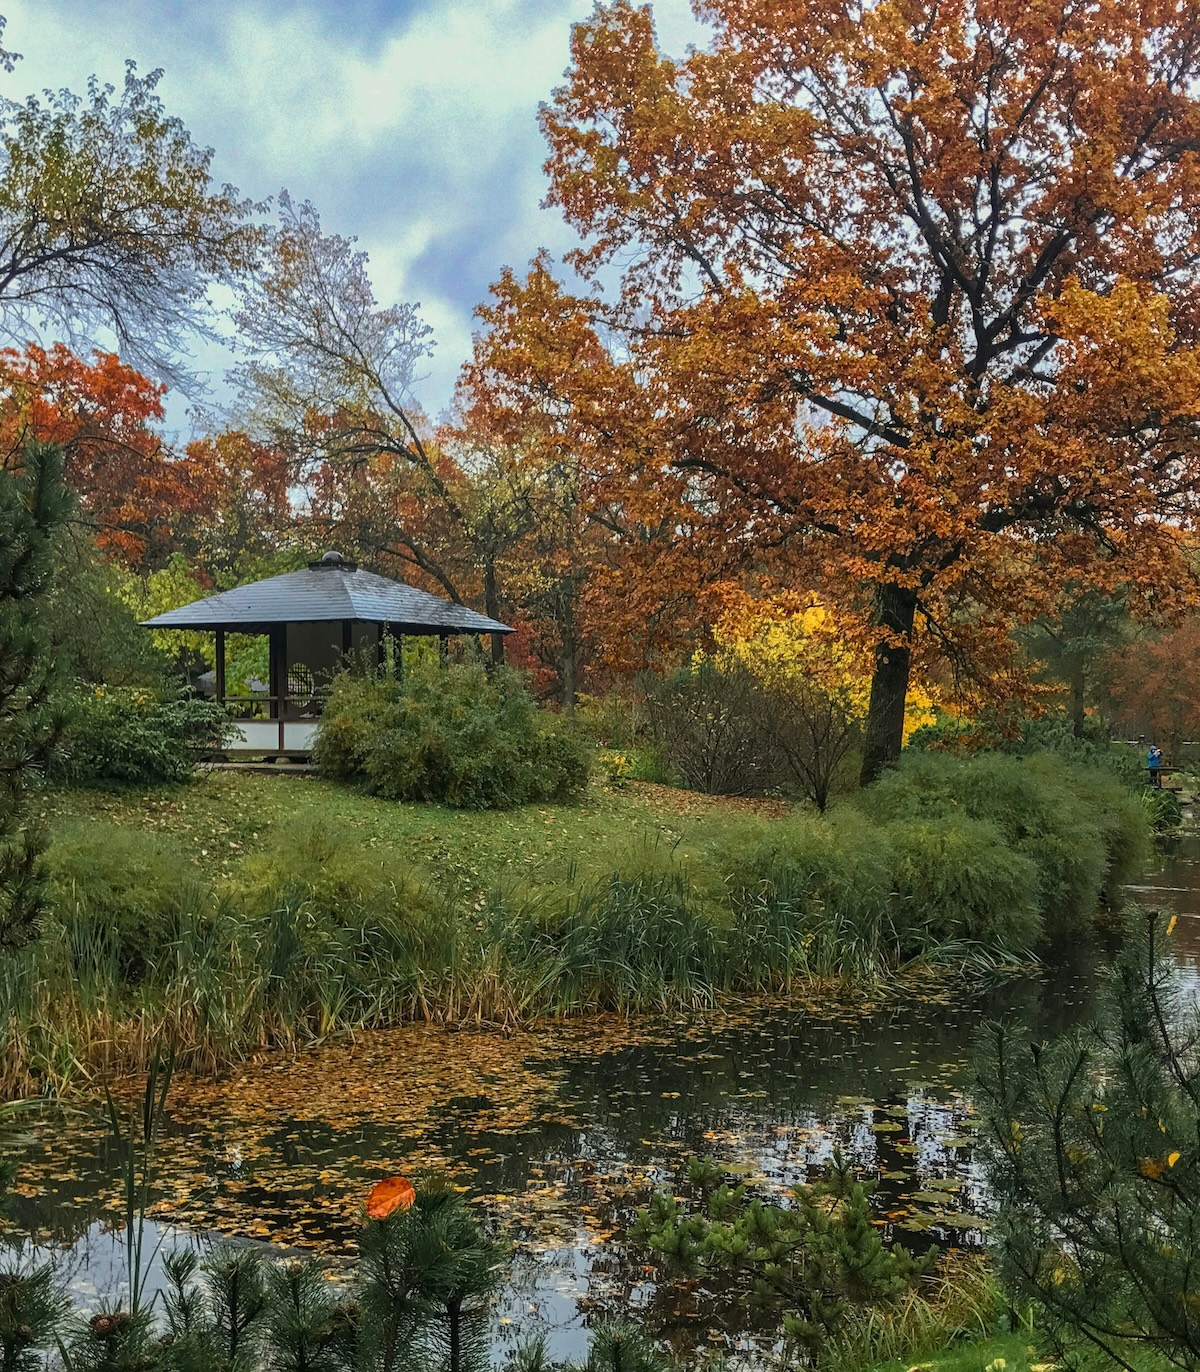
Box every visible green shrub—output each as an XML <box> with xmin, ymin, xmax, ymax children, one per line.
<box><xmin>635</xmin><ymin>1154</ymin><xmax>936</xmax><ymax>1363</ymax></box>
<box><xmin>573</xmin><ymin>690</ymin><xmax>643</xmax><ymax>748</ymax></box>
<box><xmin>506</xmin><ymin>872</ymin><xmax>729</xmax><ymax>1012</ymax></box>
<box><xmin>229</xmin><ymin>811</ymin><xmax>446</xmax><ymax>934</ymax></box>
<box><xmin>54</xmin><ymin>686</ymin><xmax>233</xmax><ymax>786</ymax></box>
<box><xmin>856</xmin><ymin>750</ymin><xmax>1151</xmax><ymax>939</ymax></box>
<box><xmin>881</xmin><ymin>815</ymin><xmax>1042</xmax><ymax>951</ymax></box>
<box><xmin>313</xmin><ymin>664</ymin><xmax>589</xmax><ymax>809</ymax></box>
<box><xmin>909</xmin><ymin>710</ymin><xmax>1145</xmax><ymax>787</ymax></box>
<box><xmin>718</xmin><ymin>810</ymin><xmax>899</xmax><ymax>978</ymax></box>
<box><xmin>628</xmin><ymin>744</ymin><xmax>676</xmax><ymax>785</ymax></box>
<box><xmin>1143</xmin><ymin>786</ymin><xmax>1184</xmax><ymax>832</ymax></box>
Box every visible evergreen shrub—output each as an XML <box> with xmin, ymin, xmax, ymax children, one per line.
<box><xmin>313</xmin><ymin>663</ymin><xmax>589</xmax><ymax>809</ymax></box>
<box><xmin>978</xmin><ymin>913</ymin><xmax>1200</xmax><ymax>1370</ymax></box>
<box><xmin>55</xmin><ymin>686</ymin><xmax>233</xmax><ymax>786</ymax></box>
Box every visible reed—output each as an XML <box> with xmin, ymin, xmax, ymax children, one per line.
<box><xmin>0</xmin><ymin>752</ymin><xmax>1152</xmax><ymax>1098</ymax></box>
<box><xmin>827</xmin><ymin>1255</ymin><xmax>1005</xmax><ymax>1371</ymax></box>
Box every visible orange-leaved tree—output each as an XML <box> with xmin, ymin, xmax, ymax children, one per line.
<box><xmin>0</xmin><ymin>343</ymin><xmax>221</xmax><ymax>569</ymax></box>
<box><xmin>474</xmin><ymin>0</ymin><xmax>1200</xmax><ymax>781</ymax></box>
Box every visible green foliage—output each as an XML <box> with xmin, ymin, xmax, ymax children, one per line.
<box><xmin>161</xmin><ymin>1246</ymin><xmax>267</xmax><ymax>1372</ymax></box>
<box><xmin>826</xmin><ymin>1258</ymin><xmax>1005</xmax><ymax>1372</ymax></box>
<box><xmin>0</xmin><ymin>1263</ymin><xmax>70</xmax><ymax>1371</ymax></box>
<box><xmin>626</xmin><ymin>746</ymin><xmax>675</xmax><ymax>785</ymax></box>
<box><xmin>0</xmin><ymin>1171</ymin><xmax>510</xmax><ymax>1372</ymax></box>
<box><xmin>976</xmin><ymin>911</ymin><xmax>1200</xmax><ymax>1370</ymax></box>
<box><xmin>908</xmin><ymin>709</ymin><xmax>1144</xmax><ymax>788</ymax></box>
<box><xmin>45</xmin><ymin>823</ymin><xmax>203</xmax><ymax>981</ymax></box>
<box><xmin>496</xmin><ymin>870</ymin><xmax>729</xmax><ymax>1013</ymax></box>
<box><xmin>44</xmin><ymin>532</ymin><xmax>166</xmax><ymax>687</ymax></box>
<box><xmin>0</xmin><ymin>440</ymin><xmax>72</xmax><ymax>952</ymax></box>
<box><xmin>1142</xmin><ymin>786</ymin><xmax>1184</xmax><ymax>833</ymax></box>
<box><xmin>358</xmin><ymin>1176</ymin><xmax>505</xmax><ymax>1372</ymax></box>
<box><xmin>856</xmin><ymin>750</ymin><xmax>1150</xmax><ymax>940</ymax></box>
<box><xmin>634</xmin><ymin>1154</ymin><xmax>936</xmax><ymax>1363</ymax></box>
<box><xmin>719</xmin><ymin>809</ymin><xmax>898</xmax><ymax>981</ymax></box>
<box><xmin>314</xmin><ymin>664</ymin><xmax>589</xmax><ymax>810</ymax></box>
<box><xmin>0</xmin><ymin>747</ymin><xmax>1151</xmax><ymax>1094</ymax></box>
<box><xmin>882</xmin><ymin>816</ymin><xmax>1041</xmax><ymax>951</ymax></box>
<box><xmin>719</xmin><ymin>749</ymin><xmax>1148</xmax><ymax>963</ymax></box>
<box><xmin>572</xmin><ymin>692</ymin><xmax>642</xmax><ymax>749</ymax></box>
<box><xmin>834</xmin><ymin>1333</ymin><xmax>1045</xmax><ymax>1372</ymax></box>
<box><xmin>504</xmin><ymin>1327</ymin><xmax>676</xmax><ymax>1372</ymax></box>
<box><xmin>53</xmin><ymin>686</ymin><xmax>233</xmax><ymax>786</ymax></box>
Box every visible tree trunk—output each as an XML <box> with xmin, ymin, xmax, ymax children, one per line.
<box><xmin>560</xmin><ymin>588</ymin><xmax>578</xmax><ymax>719</ymax></box>
<box><xmin>483</xmin><ymin>556</ymin><xmax>505</xmax><ymax>666</ymax></box>
<box><xmin>1069</xmin><ymin>659</ymin><xmax>1086</xmax><ymax>738</ymax></box>
<box><xmin>859</xmin><ymin>582</ymin><xmax>918</xmax><ymax>786</ymax></box>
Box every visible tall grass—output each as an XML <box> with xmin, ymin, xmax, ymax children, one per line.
<box><xmin>0</xmin><ymin>751</ymin><xmax>1153</xmax><ymax>1097</ymax></box>
<box><xmin>827</xmin><ymin>1256</ymin><xmax>1005</xmax><ymax>1372</ymax></box>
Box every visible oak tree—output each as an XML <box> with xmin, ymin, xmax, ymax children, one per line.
<box><xmin>475</xmin><ymin>0</ymin><xmax>1200</xmax><ymax>780</ymax></box>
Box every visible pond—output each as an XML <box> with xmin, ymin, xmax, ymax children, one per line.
<box><xmin>3</xmin><ymin>826</ymin><xmax>1197</xmax><ymax>1364</ymax></box>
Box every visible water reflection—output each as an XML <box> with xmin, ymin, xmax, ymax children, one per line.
<box><xmin>2</xmin><ymin>977</ymin><xmax>1100</xmax><ymax>1361</ymax></box>
<box><xmin>0</xmin><ymin>844</ymin><xmax>1178</xmax><ymax>1361</ymax></box>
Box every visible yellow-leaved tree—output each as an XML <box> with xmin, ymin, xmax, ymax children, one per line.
<box><xmin>699</xmin><ymin>593</ymin><xmax>937</xmax><ymax>808</ymax></box>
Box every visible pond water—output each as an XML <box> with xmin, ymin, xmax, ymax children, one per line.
<box><xmin>5</xmin><ymin>822</ymin><xmax>1200</xmax><ymax>1363</ymax></box>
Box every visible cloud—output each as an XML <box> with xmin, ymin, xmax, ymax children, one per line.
<box><xmin>1</xmin><ymin>0</ymin><xmax>704</xmax><ymax>428</ymax></box>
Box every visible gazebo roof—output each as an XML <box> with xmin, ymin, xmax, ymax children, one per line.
<box><xmin>142</xmin><ymin>552</ymin><xmax>513</xmax><ymax>636</ymax></box>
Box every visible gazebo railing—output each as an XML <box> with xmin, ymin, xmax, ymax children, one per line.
<box><xmin>215</xmin><ymin>690</ymin><xmax>329</xmax><ymax>755</ymax></box>
<box><xmin>219</xmin><ymin>690</ymin><xmax>329</xmax><ymax>721</ymax></box>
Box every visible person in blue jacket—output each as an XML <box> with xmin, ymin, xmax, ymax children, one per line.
<box><xmin>1148</xmin><ymin>744</ymin><xmax>1164</xmax><ymax>787</ymax></box>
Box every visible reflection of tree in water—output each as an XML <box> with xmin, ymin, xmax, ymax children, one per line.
<box><xmin>1</xmin><ymin>979</ymin><xmax>1100</xmax><ymax>1360</ymax></box>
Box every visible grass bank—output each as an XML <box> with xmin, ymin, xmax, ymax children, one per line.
<box><xmin>2</xmin><ymin>752</ymin><xmax>1152</xmax><ymax>1097</ymax></box>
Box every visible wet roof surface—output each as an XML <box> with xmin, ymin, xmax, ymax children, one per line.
<box><xmin>142</xmin><ymin>564</ymin><xmax>513</xmax><ymax>635</ymax></box>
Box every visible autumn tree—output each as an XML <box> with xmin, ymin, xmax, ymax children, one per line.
<box><xmin>170</xmin><ymin>430</ymin><xmax>292</xmax><ymax>578</ymax></box>
<box><xmin>1105</xmin><ymin>617</ymin><xmax>1200</xmax><ymax>757</ymax></box>
<box><xmin>474</xmin><ymin>0</ymin><xmax>1200</xmax><ymax>782</ymax></box>
<box><xmin>0</xmin><ymin>343</ymin><xmax>227</xmax><ymax>569</ymax></box>
<box><xmin>238</xmin><ymin>196</ymin><xmax>608</xmax><ymax>696</ymax></box>
<box><xmin>234</xmin><ymin>196</ymin><xmax>468</xmax><ymax>594</ymax></box>
<box><xmin>0</xmin><ymin>29</ymin><xmax>259</xmax><ymax>388</ymax></box>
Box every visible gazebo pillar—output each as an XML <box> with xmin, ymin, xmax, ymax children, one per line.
<box><xmin>268</xmin><ymin>627</ymin><xmax>285</xmax><ymax>720</ymax></box>
<box><xmin>214</xmin><ymin>629</ymin><xmax>226</xmax><ymax>705</ymax></box>
<box><xmin>438</xmin><ymin>633</ymin><xmax>449</xmax><ymax>663</ymax></box>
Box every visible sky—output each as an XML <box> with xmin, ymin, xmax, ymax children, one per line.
<box><xmin>3</xmin><ymin>0</ymin><xmax>704</xmax><ymax>431</ymax></box>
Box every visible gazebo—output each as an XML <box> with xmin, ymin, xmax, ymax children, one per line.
<box><xmin>142</xmin><ymin>551</ymin><xmax>513</xmax><ymax>757</ymax></box>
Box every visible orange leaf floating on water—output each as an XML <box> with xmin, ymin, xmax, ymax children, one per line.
<box><xmin>367</xmin><ymin>1176</ymin><xmax>416</xmax><ymax>1219</ymax></box>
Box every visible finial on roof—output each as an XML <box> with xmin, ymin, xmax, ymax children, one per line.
<box><xmin>309</xmin><ymin>550</ymin><xmax>357</xmax><ymax>571</ymax></box>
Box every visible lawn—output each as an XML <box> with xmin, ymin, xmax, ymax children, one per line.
<box><xmin>856</xmin><ymin>1332</ymin><xmax>1175</xmax><ymax>1372</ymax></box>
<box><xmin>857</xmin><ymin>1337</ymin><xmax>1047</xmax><ymax>1372</ymax></box>
<box><xmin>34</xmin><ymin>772</ymin><xmax>782</xmax><ymax>896</ymax></box>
